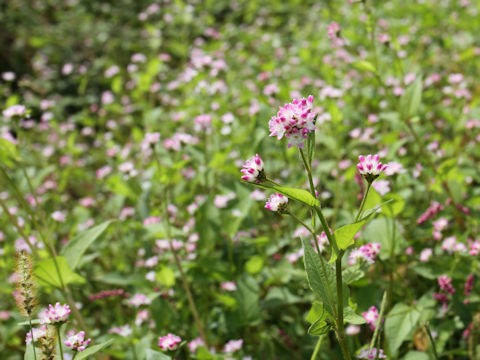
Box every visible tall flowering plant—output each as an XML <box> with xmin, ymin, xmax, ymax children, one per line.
<box><xmin>241</xmin><ymin>96</ymin><xmax>389</xmax><ymax>359</ymax></box>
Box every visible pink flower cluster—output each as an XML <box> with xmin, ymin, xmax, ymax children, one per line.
<box><xmin>223</xmin><ymin>339</ymin><xmax>243</xmax><ymax>353</ymax></box>
<box><xmin>265</xmin><ymin>193</ymin><xmax>288</xmax><ymax>212</ymax></box>
<box><xmin>435</xmin><ymin>275</ymin><xmax>455</xmax><ymax>309</ymax></box>
<box><xmin>438</xmin><ymin>275</ymin><xmax>455</xmax><ymax>295</ymax></box>
<box><xmin>25</xmin><ymin>325</ymin><xmax>48</xmax><ymax>344</ymax></box>
<box><xmin>357</xmin><ymin>154</ymin><xmax>388</xmax><ymax>182</ymax></box>
<box><xmin>348</xmin><ymin>243</ymin><xmax>381</xmax><ymax>265</ymax></box>
<box><xmin>128</xmin><ymin>293</ymin><xmax>152</xmax><ymax>307</ymax></box>
<box><xmin>89</xmin><ymin>289</ymin><xmax>126</xmax><ymax>301</ymax></box>
<box><xmin>464</xmin><ymin>274</ymin><xmax>474</xmax><ymax>297</ymax></box>
<box><xmin>268</xmin><ymin>96</ymin><xmax>317</xmax><ymax>148</ymax></box>
<box><xmin>241</xmin><ymin>154</ymin><xmax>265</xmax><ymax>183</ymax></box>
<box><xmin>3</xmin><ymin>104</ymin><xmax>26</xmax><ymax>119</ymax></box>
<box><xmin>64</xmin><ymin>331</ymin><xmax>91</xmax><ymax>352</ymax></box>
<box><xmin>158</xmin><ymin>333</ymin><xmax>182</xmax><ymax>351</ymax></box>
<box><xmin>41</xmin><ymin>303</ymin><xmax>70</xmax><ymax>324</ymax></box>
<box><xmin>417</xmin><ymin>201</ymin><xmax>444</xmax><ymax>225</ymax></box>
<box><xmin>357</xmin><ymin>347</ymin><xmax>387</xmax><ymax>359</ymax></box>
<box><xmin>432</xmin><ymin>217</ymin><xmax>448</xmax><ymax>240</ymax></box>
<box><xmin>362</xmin><ymin>306</ymin><xmax>379</xmax><ymax>330</ymax></box>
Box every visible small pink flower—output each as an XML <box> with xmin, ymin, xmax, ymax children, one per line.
<box><xmin>221</xmin><ymin>281</ymin><xmax>237</xmax><ymax>291</ymax></box>
<box><xmin>64</xmin><ymin>331</ymin><xmax>91</xmax><ymax>352</ymax></box>
<box><xmin>438</xmin><ymin>275</ymin><xmax>455</xmax><ymax>295</ymax></box>
<box><xmin>25</xmin><ymin>325</ymin><xmax>48</xmax><ymax>344</ymax></box>
<box><xmin>327</xmin><ymin>22</ymin><xmax>341</xmax><ymax>40</ymax></box>
<box><xmin>158</xmin><ymin>333</ymin><xmax>182</xmax><ymax>351</ymax></box>
<box><xmin>362</xmin><ymin>306</ymin><xmax>379</xmax><ymax>330</ymax></box>
<box><xmin>348</xmin><ymin>243</ymin><xmax>380</xmax><ymax>265</ymax></box>
<box><xmin>128</xmin><ymin>293</ymin><xmax>151</xmax><ymax>307</ymax></box>
<box><xmin>241</xmin><ymin>154</ymin><xmax>265</xmax><ymax>183</ymax></box>
<box><xmin>188</xmin><ymin>337</ymin><xmax>205</xmax><ymax>353</ymax></box>
<box><xmin>109</xmin><ymin>325</ymin><xmax>132</xmax><ymax>337</ymax></box>
<box><xmin>142</xmin><ymin>132</ymin><xmax>161</xmax><ymax>150</ymax></box>
<box><xmin>378</xmin><ymin>33</ymin><xmax>391</xmax><ymax>44</ymax></box>
<box><xmin>265</xmin><ymin>193</ymin><xmax>288</xmax><ymax>212</ymax></box>
<box><xmin>346</xmin><ymin>324</ymin><xmax>361</xmax><ymax>336</ymax></box>
<box><xmin>223</xmin><ymin>339</ymin><xmax>243</xmax><ymax>353</ymax></box>
<box><xmin>3</xmin><ymin>104</ymin><xmax>27</xmax><ymax>119</ymax></box>
<box><xmin>268</xmin><ymin>96</ymin><xmax>316</xmax><ymax>148</ymax></box>
<box><xmin>469</xmin><ymin>239</ymin><xmax>480</xmax><ymax>255</ymax></box>
<box><xmin>51</xmin><ymin>210</ymin><xmax>66</xmax><ymax>222</ymax></box>
<box><xmin>420</xmin><ymin>248</ymin><xmax>432</xmax><ymax>262</ymax></box>
<box><xmin>41</xmin><ymin>303</ymin><xmax>70</xmax><ymax>324</ymax></box>
<box><xmin>144</xmin><ymin>216</ymin><xmax>161</xmax><ymax>226</ymax></box>
<box><xmin>357</xmin><ymin>154</ymin><xmax>388</xmax><ymax>182</ymax></box>
<box><xmin>372</xmin><ymin>180</ymin><xmax>390</xmax><ymax>196</ymax></box>
<box><xmin>464</xmin><ymin>274</ymin><xmax>474</xmax><ymax>297</ymax></box>
<box><xmin>357</xmin><ymin>347</ymin><xmax>387</xmax><ymax>359</ymax></box>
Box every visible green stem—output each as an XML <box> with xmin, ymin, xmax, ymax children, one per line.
<box><xmin>310</xmin><ymin>335</ymin><xmax>324</xmax><ymax>360</ymax></box>
<box><xmin>287</xmin><ymin>211</ymin><xmax>314</xmax><ymax>235</ymax></box>
<box><xmin>28</xmin><ymin>317</ymin><xmax>37</xmax><ymax>360</ymax></box>
<box><xmin>314</xmin><ymin>207</ymin><xmax>339</xmax><ymax>255</ymax></box>
<box><xmin>57</xmin><ymin>325</ymin><xmax>64</xmax><ymax>360</ymax></box>
<box><xmin>299</xmin><ymin>148</ymin><xmax>315</xmax><ymax>195</ymax></box>
<box><xmin>300</xmin><ymin>141</ymin><xmax>349</xmax><ymax>359</ymax></box>
<box><xmin>335</xmin><ymin>252</ymin><xmax>351</xmax><ymax>360</ymax></box>
<box><xmin>424</xmin><ymin>323</ymin><xmax>440</xmax><ymax>360</ymax></box>
<box><xmin>355</xmin><ymin>182</ymin><xmax>371</xmax><ymax>222</ymax></box>
<box><xmin>369</xmin><ymin>292</ymin><xmax>388</xmax><ymax>351</ymax></box>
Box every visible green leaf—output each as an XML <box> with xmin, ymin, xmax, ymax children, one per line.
<box><xmin>344</xmin><ymin>307</ymin><xmax>366</xmax><ymax>325</ymax></box>
<box><xmin>382</xmin><ymin>194</ymin><xmax>405</xmax><ymax>217</ymax></box>
<box><xmin>402</xmin><ymin>351</ymin><xmax>429</xmax><ymax>360</ymax></box>
<box><xmin>35</xmin><ymin>256</ymin><xmax>85</xmax><ymax>288</ymax></box>
<box><xmin>352</xmin><ymin>61</ymin><xmax>377</xmax><ymax>73</ymax></box>
<box><xmin>61</xmin><ymin>220</ymin><xmax>115</xmax><ymax>270</ymax></box>
<box><xmin>215</xmin><ymin>293</ymin><xmax>237</xmax><ymax>308</ymax></box>
<box><xmin>75</xmin><ymin>339</ymin><xmax>114</xmax><ymax>360</ymax></box>
<box><xmin>306</xmin><ymin>302</ymin><xmax>331</xmax><ymax>335</ymax></box>
<box><xmin>251</xmin><ymin>182</ymin><xmax>320</xmax><ymax>207</ymax></box>
<box><xmin>306</xmin><ymin>302</ymin><xmax>325</xmax><ymax>324</ymax></box>
<box><xmin>399</xmin><ymin>75</ymin><xmax>423</xmax><ymax>120</ymax></box>
<box><xmin>146</xmin><ymin>349</ymin><xmax>171</xmax><ymax>360</ymax></box>
<box><xmin>308</xmin><ymin>316</ymin><xmax>331</xmax><ymax>336</ymax></box>
<box><xmin>156</xmin><ymin>266</ymin><xmax>175</xmax><ymax>287</ymax></box>
<box><xmin>362</xmin><ymin>218</ymin><xmax>406</xmax><ymax>260</ymax></box>
<box><xmin>342</xmin><ymin>265</ymin><xmax>365</xmax><ymax>284</ymax></box>
<box><xmin>302</xmin><ymin>238</ymin><xmax>338</xmax><ymax>317</ymax></box>
<box><xmin>234</xmin><ymin>276</ymin><xmax>261</xmax><ymax>325</ymax></box>
<box><xmin>0</xmin><ymin>137</ymin><xmax>20</xmax><ymax>167</ymax></box>
<box><xmin>334</xmin><ymin>219</ymin><xmax>368</xmax><ymax>251</ymax></box>
<box><xmin>24</xmin><ymin>344</ymin><xmax>41</xmax><ymax>360</ymax></box>
<box><xmin>245</xmin><ymin>255</ymin><xmax>264</xmax><ymax>274</ymax></box>
<box><xmin>385</xmin><ymin>303</ymin><xmax>421</xmax><ymax>356</ymax></box>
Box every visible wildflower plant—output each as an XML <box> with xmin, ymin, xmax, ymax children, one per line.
<box><xmin>241</xmin><ymin>95</ymin><xmax>391</xmax><ymax>359</ymax></box>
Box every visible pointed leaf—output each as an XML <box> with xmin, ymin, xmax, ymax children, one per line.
<box><xmin>353</xmin><ymin>61</ymin><xmax>377</xmax><ymax>73</ymax></box>
<box><xmin>75</xmin><ymin>339</ymin><xmax>114</xmax><ymax>360</ymax></box>
<box><xmin>146</xmin><ymin>349</ymin><xmax>171</xmax><ymax>360</ymax></box>
<box><xmin>302</xmin><ymin>238</ymin><xmax>337</xmax><ymax>316</ymax></box>
<box><xmin>35</xmin><ymin>256</ymin><xmax>85</xmax><ymax>288</ymax></box>
<box><xmin>385</xmin><ymin>303</ymin><xmax>421</xmax><ymax>356</ymax></box>
<box><xmin>249</xmin><ymin>182</ymin><xmax>320</xmax><ymax>207</ymax></box>
<box><xmin>61</xmin><ymin>220</ymin><xmax>115</xmax><ymax>270</ymax></box>
<box><xmin>399</xmin><ymin>75</ymin><xmax>423</xmax><ymax>120</ymax></box>
<box><xmin>344</xmin><ymin>307</ymin><xmax>366</xmax><ymax>325</ymax></box>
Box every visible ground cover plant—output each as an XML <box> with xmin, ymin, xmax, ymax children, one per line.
<box><xmin>1</xmin><ymin>0</ymin><xmax>480</xmax><ymax>359</ymax></box>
